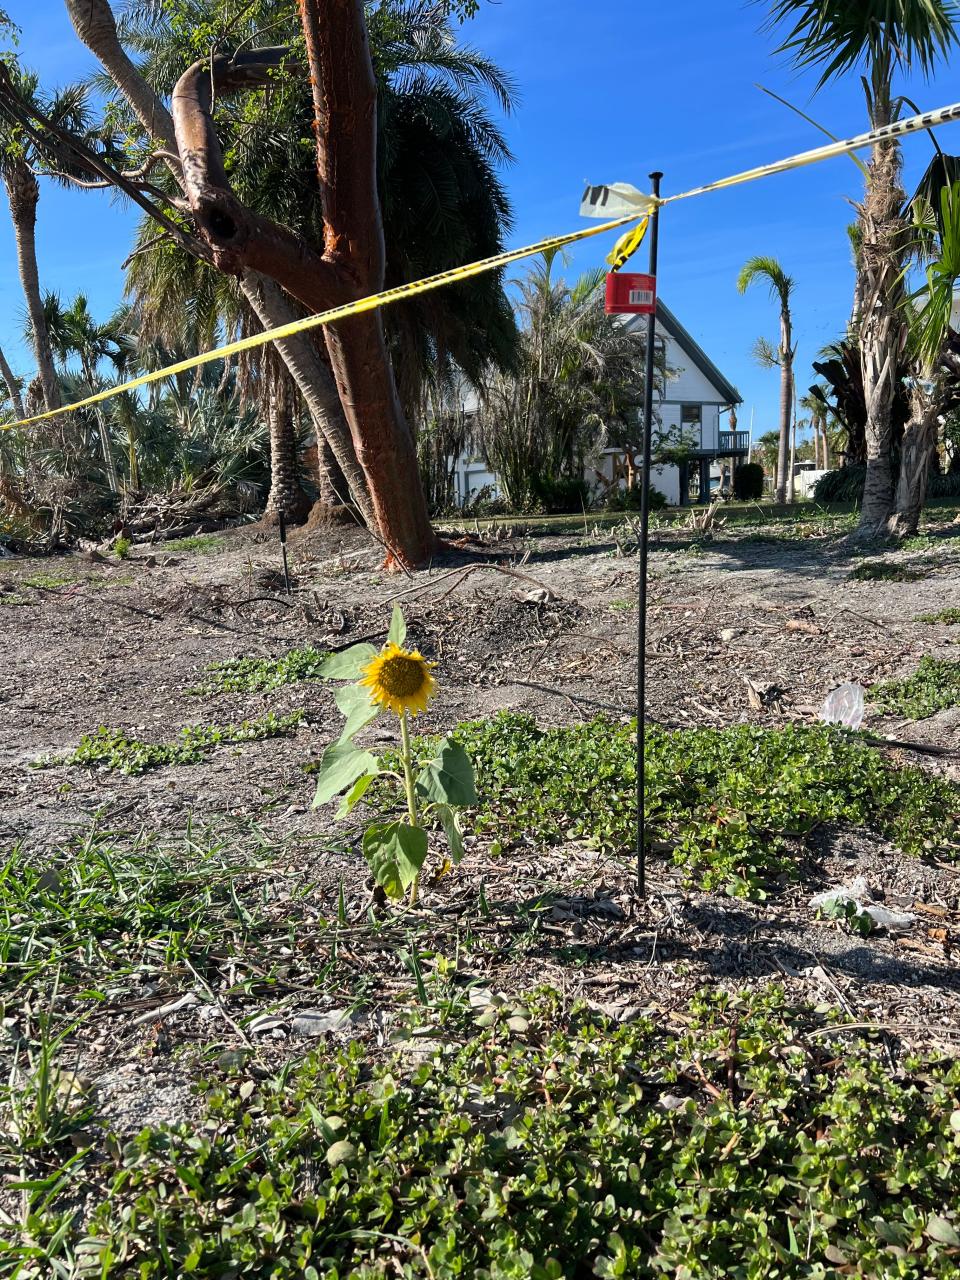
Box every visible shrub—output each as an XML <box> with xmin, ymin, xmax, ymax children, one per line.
<box><xmin>733</xmin><ymin>462</ymin><xmax>764</xmax><ymax>501</ymax></box>
<box><xmin>529</xmin><ymin>475</ymin><xmax>590</xmax><ymax>514</ymax></box>
<box><xmin>814</xmin><ymin>464</ymin><xmax>865</xmax><ymax>503</ymax></box>
<box><xmin>815</xmin><ymin>465</ymin><xmax>960</xmax><ymax>504</ymax></box>
<box><xmin>607</xmin><ymin>484</ymin><xmax>667</xmax><ymax>512</ymax></box>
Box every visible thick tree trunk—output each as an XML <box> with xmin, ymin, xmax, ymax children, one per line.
<box><xmin>854</xmin><ymin>100</ymin><xmax>906</xmax><ymax>541</ymax></box>
<box><xmin>3</xmin><ymin>162</ymin><xmax>61</xmax><ymax>415</ymax></box>
<box><xmin>888</xmin><ymin>389</ymin><xmax>938</xmax><ymax>539</ymax></box>
<box><xmin>299</xmin><ymin>0</ymin><xmax>434</xmax><ymax>565</ymax></box>
<box><xmin>169</xmin><ymin>25</ymin><xmax>435</xmax><ymax>564</ymax></box>
<box><xmin>63</xmin><ymin>0</ymin><xmax>375</xmax><ymax>532</ymax></box>
<box><xmin>0</xmin><ymin>344</ymin><xmax>24</xmax><ymax>420</ymax></box>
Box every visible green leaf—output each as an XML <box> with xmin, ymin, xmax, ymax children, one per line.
<box><xmin>417</xmin><ymin>739</ymin><xmax>477</xmax><ymax>806</ymax></box>
<box><xmin>926</xmin><ymin>1216</ymin><xmax>960</xmax><ymax>1247</ymax></box>
<box><xmin>362</xmin><ymin>821</ymin><xmax>427</xmax><ymax>898</ymax></box>
<box><xmin>387</xmin><ymin>604</ymin><xmax>406</xmax><ymax>646</ymax></box>
<box><xmin>312</xmin><ymin>741</ymin><xmax>379</xmax><ymax>808</ymax></box>
<box><xmin>319</xmin><ymin>643</ymin><xmax>378</xmax><ymax>680</ymax></box>
<box><xmin>434</xmin><ymin>803</ymin><xmax>465</xmax><ymax>863</ymax></box>
<box><xmin>335</xmin><ymin>683</ymin><xmax>379</xmax><ymax>741</ymax></box>
<box><xmin>337</xmin><ymin>771</ymin><xmax>377</xmax><ymax>818</ymax></box>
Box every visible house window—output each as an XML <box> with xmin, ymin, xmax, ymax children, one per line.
<box><xmin>681</xmin><ymin>403</ymin><xmax>702</xmax><ymax>447</ymax></box>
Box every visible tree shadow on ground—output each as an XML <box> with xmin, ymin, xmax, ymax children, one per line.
<box><xmin>517</xmin><ymin>894</ymin><xmax>960</xmax><ymax>996</ymax></box>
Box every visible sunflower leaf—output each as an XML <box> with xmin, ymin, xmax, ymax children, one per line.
<box><xmin>312</xmin><ymin>741</ymin><xmax>379</xmax><ymax>807</ymax></box>
<box><xmin>335</xmin><ymin>683</ymin><xmax>380</xmax><ymax>741</ymax></box>
<box><xmin>337</xmin><ymin>771</ymin><xmax>378</xmax><ymax>818</ymax></box>
<box><xmin>416</xmin><ymin>739</ymin><xmax>477</xmax><ymax>806</ymax></box>
<box><xmin>362</xmin><ymin>821</ymin><xmax>428</xmax><ymax>898</ymax></box>
<box><xmin>319</xmin><ymin>643</ymin><xmax>378</xmax><ymax>681</ymax></box>
<box><xmin>433</xmin><ymin>802</ymin><xmax>466</xmax><ymax>863</ymax></box>
<box><xmin>387</xmin><ymin>605</ymin><xmax>406</xmax><ymax>646</ymax></box>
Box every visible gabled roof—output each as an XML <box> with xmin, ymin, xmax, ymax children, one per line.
<box><xmin>626</xmin><ymin>301</ymin><xmax>742</xmax><ymax>406</ymax></box>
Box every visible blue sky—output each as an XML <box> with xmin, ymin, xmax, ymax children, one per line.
<box><xmin>2</xmin><ymin>0</ymin><xmax>959</xmax><ymax>439</ymax></box>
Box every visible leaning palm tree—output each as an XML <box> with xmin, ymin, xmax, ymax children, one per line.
<box><xmin>0</xmin><ymin>67</ymin><xmax>69</xmax><ymax>416</ymax></box>
<box><xmin>764</xmin><ymin>0</ymin><xmax>960</xmax><ymax>535</ymax></box>
<box><xmin>737</xmin><ymin>256</ymin><xmax>795</xmax><ymax>503</ymax></box>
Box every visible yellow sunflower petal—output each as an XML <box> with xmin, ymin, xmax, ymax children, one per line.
<box><xmin>359</xmin><ymin>642</ymin><xmax>436</xmax><ymax>718</ymax></box>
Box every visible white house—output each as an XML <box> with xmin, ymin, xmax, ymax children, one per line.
<box><xmin>447</xmin><ymin>297</ymin><xmax>743</xmax><ymax>508</ymax></box>
<box><xmin>610</xmin><ymin>301</ymin><xmax>744</xmax><ymax>505</ymax></box>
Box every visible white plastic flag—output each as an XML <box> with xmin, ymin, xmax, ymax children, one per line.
<box><xmin>580</xmin><ymin>183</ymin><xmax>657</xmax><ymax>220</ymax></box>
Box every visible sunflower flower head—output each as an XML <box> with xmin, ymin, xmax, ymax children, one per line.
<box><xmin>359</xmin><ymin>642</ymin><xmax>436</xmax><ymax>718</ymax></box>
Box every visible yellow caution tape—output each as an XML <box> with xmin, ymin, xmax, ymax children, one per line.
<box><xmin>5</xmin><ymin>97</ymin><xmax>960</xmax><ymax>434</ymax></box>
<box><xmin>606</xmin><ymin>217</ymin><xmax>649</xmax><ymax>272</ymax></box>
<box><xmin>1</xmin><ymin>211</ymin><xmax>642</xmax><ymax>432</ymax></box>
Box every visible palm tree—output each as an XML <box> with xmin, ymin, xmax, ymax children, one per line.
<box><xmin>737</xmin><ymin>256</ymin><xmax>795</xmax><ymax>503</ymax></box>
<box><xmin>800</xmin><ymin>389</ymin><xmax>831</xmax><ymax>469</ymax></box>
<box><xmin>0</xmin><ymin>67</ymin><xmax>67</xmax><ymax>416</ymax></box>
<box><xmin>764</xmin><ymin>0</ymin><xmax>960</xmax><ymax>536</ymax></box>
<box><xmin>477</xmin><ymin>251</ymin><xmax>650</xmax><ymax>509</ymax></box>
<box><xmin>45</xmin><ymin>292</ymin><xmax>123</xmax><ymax>491</ymax></box>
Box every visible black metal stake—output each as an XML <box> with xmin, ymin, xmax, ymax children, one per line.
<box><xmin>277</xmin><ymin>509</ymin><xmax>291</xmax><ymax>595</ymax></box>
<box><xmin>637</xmin><ymin>171</ymin><xmax>663</xmax><ymax>898</ymax></box>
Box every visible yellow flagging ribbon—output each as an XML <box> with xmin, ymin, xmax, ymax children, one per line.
<box><xmin>606</xmin><ymin>217</ymin><xmax>649</xmax><ymax>272</ymax></box>
<box><xmin>5</xmin><ymin>97</ymin><xmax>960</xmax><ymax>434</ymax></box>
<box><xmin>2</xmin><ymin>212</ymin><xmax>642</xmax><ymax>433</ymax></box>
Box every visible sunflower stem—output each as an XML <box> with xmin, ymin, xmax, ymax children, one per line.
<box><xmin>399</xmin><ymin>711</ymin><xmax>420</xmax><ymax>906</ymax></box>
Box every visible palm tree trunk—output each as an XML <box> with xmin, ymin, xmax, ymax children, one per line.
<box><xmin>775</xmin><ymin>349</ymin><xmax>792</xmax><ymax>504</ymax></box>
<box><xmin>264</xmin><ymin>387</ymin><xmax>313</xmax><ymax>525</ymax></box>
<box><xmin>3</xmin><ymin>162</ymin><xmax>60</xmax><ymax>415</ymax></box>
<box><xmin>854</xmin><ymin>94</ymin><xmax>906</xmax><ymax>540</ymax></box>
<box><xmin>889</xmin><ymin>388</ymin><xmax>938</xmax><ymax>538</ymax></box>
<box><xmin>239</xmin><ymin>271</ymin><xmax>373</xmax><ymax>525</ymax></box>
<box><xmin>0</xmin><ymin>344</ymin><xmax>24</xmax><ymax>420</ymax></box>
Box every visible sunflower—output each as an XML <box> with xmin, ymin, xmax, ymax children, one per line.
<box><xmin>359</xmin><ymin>643</ymin><xmax>436</xmax><ymax>718</ymax></box>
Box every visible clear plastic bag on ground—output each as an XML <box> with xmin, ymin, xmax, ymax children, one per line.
<box><xmin>820</xmin><ymin>681</ymin><xmax>866</xmax><ymax>730</ymax></box>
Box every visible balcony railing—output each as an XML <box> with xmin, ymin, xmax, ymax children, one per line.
<box><xmin>718</xmin><ymin>430</ymin><xmax>750</xmax><ymax>453</ymax></box>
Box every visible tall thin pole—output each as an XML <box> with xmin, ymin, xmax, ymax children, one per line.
<box><xmin>637</xmin><ymin>171</ymin><xmax>662</xmax><ymax>898</ymax></box>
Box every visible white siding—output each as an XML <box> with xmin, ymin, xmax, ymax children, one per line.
<box><xmin>659</xmin><ymin>329</ymin><xmax>726</xmax><ymax>452</ymax></box>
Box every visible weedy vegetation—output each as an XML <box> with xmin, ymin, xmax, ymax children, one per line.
<box><xmin>194</xmin><ymin>647</ymin><xmax>331</xmax><ymax>694</ymax></box>
<box><xmin>36</xmin><ymin>712</ymin><xmax>303</xmax><ymax>775</ymax></box>
<box><xmin>161</xmin><ymin>533</ymin><xmax>227</xmax><ymax>554</ymax></box>
<box><xmin>870</xmin><ymin>657</ymin><xmax>960</xmax><ymax>720</ymax></box>
<box><xmin>849</xmin><ymin>559</ymin><xmax>927</xmax><ymax>582</ymax></box>
<box><xmin>5</xmin><ymin>990</ymin><xmax>960</xmax><ymax>1278</ymax></box>
<box><xmin>448</xmin><ymin>714</ymin><xmax>960</xmax><ymax>897</ymax></box>
<box><xmin>917</xmin><ymin>606</ymin><xmax>960</xmax><ymax>624</ymax></box>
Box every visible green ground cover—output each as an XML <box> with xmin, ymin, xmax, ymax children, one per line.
<box><xmin>451</xmin><ymin>714</ymin><xmax>960</xmax><ymax>897</ymax></box>
<box><xmin>5</xmin><ymin>989</ymin><xmax>960</xmax><ymax>1279</ymax></box>
<box><xmin>37</xmin><ymin>713</ymin><xmax>303</xmax><ymax>775</ymax></box>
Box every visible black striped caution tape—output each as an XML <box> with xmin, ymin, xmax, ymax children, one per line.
<box><xmin>6</xmin><ymin>97</ymin><xmax>960</xmax><ymax>433</ymax></box>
